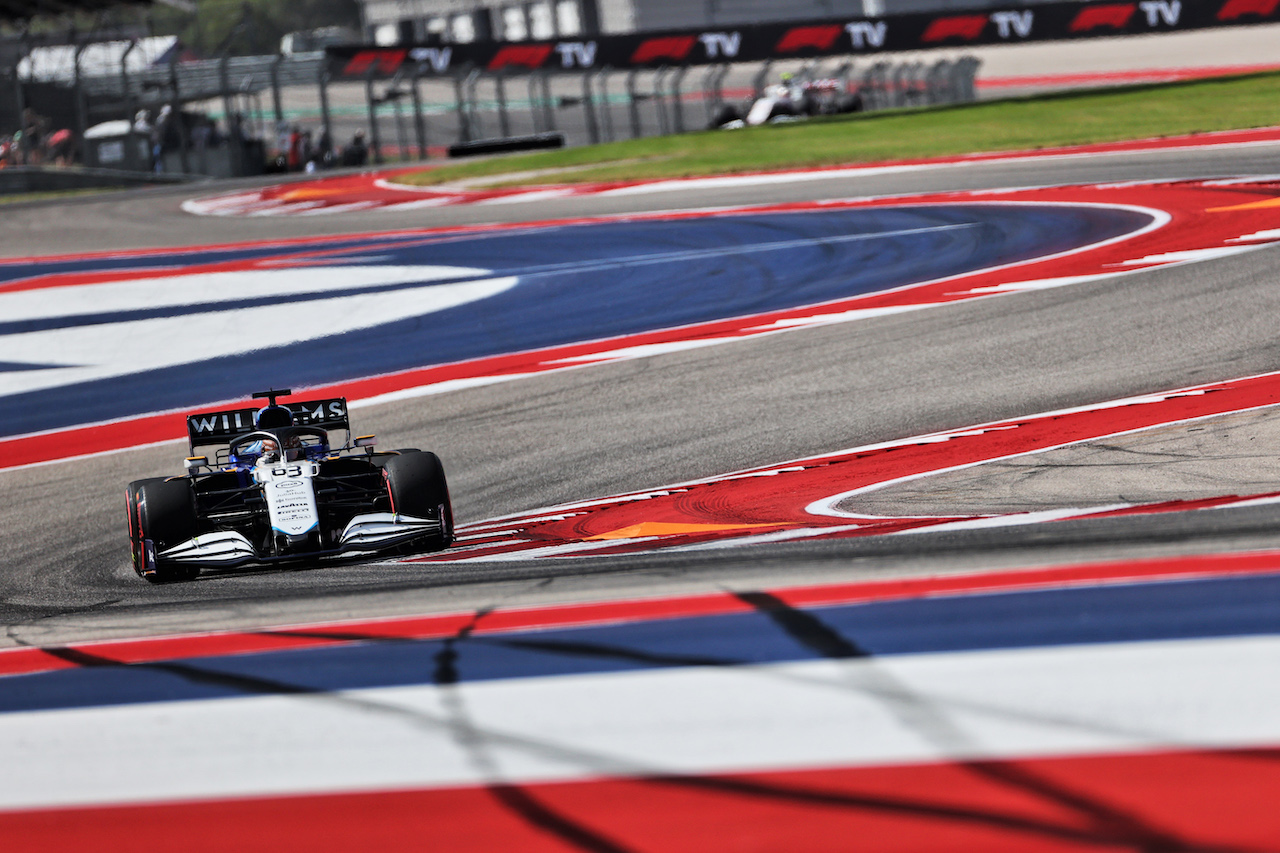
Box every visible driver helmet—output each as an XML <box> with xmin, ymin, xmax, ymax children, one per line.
<box><xmin>255</xmin><ymin>405</ymin><xmax>294</xmax><ymax>429</ymax></box>
<box><xmin>255</xmin><ymin>438</ymin><xmax>280</xmax><ymax>464</ymax></box>
<box><xmin>282</xmin><ymin>433</ymin><xmax>305</xmax><ymax>461</ymax></box>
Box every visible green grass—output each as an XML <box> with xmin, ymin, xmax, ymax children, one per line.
<box><xmin>393</xmin><ymin>71</ymin><xmax>1280</xmax><ymax>188</ymax></box>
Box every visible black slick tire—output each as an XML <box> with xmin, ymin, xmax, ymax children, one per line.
<box><xmin>125</xmin><ymin>480</ymin><xmax>147</xmax><ymax>576</ymax></box>
<box><xmin>133</xmin><ymin>478</ymin><xmax>200</xmax><ymax>583</ymax></box>
<box><xmin>382</xmin><ymin>451</ymin><xmax>454</xmax><ymax>552</ymax></box>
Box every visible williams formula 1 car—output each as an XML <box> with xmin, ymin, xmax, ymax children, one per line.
<box><xmin>125</xmin><ymin>389</ymin><xmax>453</xmax><ymax>582</ymax></box>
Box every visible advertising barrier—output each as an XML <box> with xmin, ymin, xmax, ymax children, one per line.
<box><xmin>326</xmin><ymin>0</ymin><xmax>1280</xmax><ymax>80</ymax></box>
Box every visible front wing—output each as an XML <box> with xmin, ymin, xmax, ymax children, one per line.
<box><xmin>155</xmin><ymin>512</ymin><xmax>444</xmax><ymax>568</ymax></box>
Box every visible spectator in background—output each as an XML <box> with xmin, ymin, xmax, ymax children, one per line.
<box><xmin>152</xmin><ymin>105</ymin><xmax>172</xmax><ymax>172</ymax></box>
<box><xmin>342</xmin><ymin>129</ymin><xmax>368</xmax><ymax>167</ymax></box>
<box><xmin>276</xmin><ymin>120</ymin><xmax>290</xmax><ymax>160</ymax></box>
<box><xmin>317</xmin><ymin>128</ymin><xmax>334</xmax><ymax>168</ymax></box>
<box><xmin>301</xmin><ymin>129</ymin><xmax>316</xmax><ymax>172</ymax></box>
<box><xmin>133</xmin><ymin>109</ymin><xmax>151</xmax><ymax>142</ymax></box>
<box><xmin>192</xmin><ymin>117</ymin><xmax>211</xmax><ymax>152</ymax></box>
<box><xmin>287</xmin><ymin>125</ymin><xmax>302</xmax><ymax>171</ymax></box>
<box><xmin>21</xmin><ymin>108</ymin><xmax>47</xmax><ymax>165</ymax></box>
<box><xmin>47</xmin><ymin>128</ymin><xmax>73</xmax><ymax>166</ymax></box>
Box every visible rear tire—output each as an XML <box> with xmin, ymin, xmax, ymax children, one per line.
<box><xmin>132</xmin><ymin>478</ymin><xmax>200</xmax><ymax>583</ymax></box>
<box><xmin>382</xmin><ymin>451</ymin><xmax>453</xmax><ymax>552</ymax></box>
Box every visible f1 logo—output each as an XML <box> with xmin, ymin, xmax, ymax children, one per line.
<box><xmin>342</xmin><ymin>49</ymin><xmax>406</xmax><ymax>77</ymax></box>
<box><xmin>1218</xmin><ymin>0</ymin><xmax>1279</xmax><ymax>19</ymax></box>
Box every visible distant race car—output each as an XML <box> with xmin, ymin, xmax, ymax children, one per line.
<box><xmin>125</xmin><ymin>389</ymin><xmax>453</xmax><ymax>582</ymax></box>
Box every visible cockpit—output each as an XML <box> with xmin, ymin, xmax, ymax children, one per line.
<box><xmin>228</xmin><ymin>426</ymin><xmax>330</xmax><ymax>467</ymax></box>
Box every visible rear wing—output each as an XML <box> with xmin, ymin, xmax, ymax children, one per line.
<box><xmin>186</xmin><ymin>398</ymin><xmax>351</xmax><ymax>452</ymax></box>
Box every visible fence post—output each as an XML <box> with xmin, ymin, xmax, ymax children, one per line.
<box><xmin>365</xmin><ymin>66</ymin><xmax>384</xmax><ymax>163</ymax></box>
<box><xmin>120</xmin><ymin>40</ymin><xmax>139</xmax><ymax>171</ymax></box>
<box><xmin>318</xmin><ymin>66</ymin><xmax>332</xmax><ymax>157</ymax></box>
<box><xmin>219</xmin><ymin>55</ymin><xmax>243</xmax><ymax>175</ymax></box>
<box><xmin>891</xmin><ymin>61</ymin><xmax>909</xmax><ymax>107</ymax></box>
<box><xmin>13</xmin><ymin>34</ymin><xmax>28</xmax><ymax>163</ymax></box>
<box><xmin>539</xmin><ymin>72</ymin><xmax>555</xmax><ymax>131</ymax></box>
<box><xmin>391</xmin><ymin>80</ymin><xmax>409</xmax><ymax>161</ymax></box>
<box><xmin>270</xmin><ymin>53</ymin><xmax>284</xmax><ymax>125</ymax></box>
<box><xmin>873</xmin><ymin>61</ymin><xmax>890</xmax><ymax>110</ymax></box>
<box><xmin>495</xmin><ymin>71</ymin><xmax>510</xmax><ymax>138</ymax></box>
<box><xmin>652</xmin><ymin>66</ymin><xmax>670</xmax><ymax>135</ymax></box>
<box><xmin>626</xmin><ymin>68</ymin><xmax>642</xmax><ymax>139</ymax></box>
<box><xmin>958</xmin><ymin>56</ymin><xmax>979</xmax><ymax>102</ymax></box>
<box><xmin>73</xmin><ymin>41</ymin><xmax>90</xmax><ymax>166</ymax></box>
<box><xmin>581</xmin><ymin>71</ymin><xmax>599</xmax><ymax>143</ymax></box>
<box><xmin>170</xmin><ymin>53</ymin><xmax>190</xmax><ymax>173</ymax></box>
<box><xmin>452</xmin><ymin>72</ymin><xmax>470</xmax><ymax>142</ymax></box>
<box><xmin>7</xmin><ymin>50</ymin><xmax>25</xmax><ymax>137</ymax></box>
<box><xmin>410</xmin><ymin>69</ymin><xmax>427</xmax><ymax>158</ymax></box>
<box><xmin>464</xmin><ymin>68</ymin><xmax>483</xmax><ymax>138</ymax></box>
<box><xmin>595</xmin><ymin>68</ymin><xmax>613</xmax><ymax>143</ymax></box>
<box><xmin>668</xmin><ymin>66</ymin><xmax>687</xmax><ymax>134</ymax></box>
<box><xmin>701</xmin><ymin>63</ymin><xmax>722</xmax><ymax>126</ymax></box>
<box><xmin>527</xmin><ymin>73</ymin><xmax>544</xmax><ymax>133</ymax></box>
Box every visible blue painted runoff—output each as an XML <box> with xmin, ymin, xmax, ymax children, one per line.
<box><xmin>2</xmin><ymin>570</ymin><xmax>1277</xmax><ymax>715</ymax></box>
<box><xmin>1</xmin><ymin>204</ymin><xmax>1150</xmax><ymax>437</ymax></box>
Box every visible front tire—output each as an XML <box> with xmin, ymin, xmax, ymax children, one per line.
<box><xmin>382</xmin><ymin>451</ymin><xmax>453</xmax><ymax>552</ymax></box>
<box><xmin>130</xmin><ymin>478</ymin><xmax>200</xmax><ymax>583</ymax></box>
<box><xmin>370</xmin><ymin>448</ymin><xmax>422</xmax><ymax>469</ymax></box>
<box><xmin>125</xmin><ymin>481</ymin><xmax>146</xmax><ymax>576</ymax></box>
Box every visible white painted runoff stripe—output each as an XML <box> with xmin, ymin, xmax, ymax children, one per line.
<box><xmin>3</xmin><ymin>634</ymin><xmax>1280</xmax><ymax>811</ymax></box>
<box><xmin>0</xmin><ymin>268</ymin><xmax>516</xmax><ymax>399</ymax></box>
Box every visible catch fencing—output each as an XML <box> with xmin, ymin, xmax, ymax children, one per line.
<box><xmin>5</xmin><ymin>0</ymin><xmax>1280</xmax><ymax>175</ymax></box>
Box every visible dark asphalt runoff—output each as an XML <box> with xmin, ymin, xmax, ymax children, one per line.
<box><xmin>6</xmin><ymin>142</ymin><xmax>1280</xmax><ymax>647</ymax></box>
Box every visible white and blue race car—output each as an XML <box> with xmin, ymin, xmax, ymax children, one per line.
<box><xmin>125</xmin><ymin>389</ymin><xmax>453</xmax><ymax>582</ymax></box>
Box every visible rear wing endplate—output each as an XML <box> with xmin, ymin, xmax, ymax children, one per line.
<box><xmin>186</xmin><ymin>398</ymin><xmax>351</xmax><ymax>451</ymax></box>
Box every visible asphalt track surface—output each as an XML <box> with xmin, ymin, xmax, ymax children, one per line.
<box><xmin>7</xmin><ymin>140</ymin><xmax>1280</xmax><ymax>648</ymax></box>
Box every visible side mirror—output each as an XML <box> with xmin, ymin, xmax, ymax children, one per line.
<box><xmin>184</xmin><ymin>456</ymin><xmax>208</xmax><ymax>471</ymax></box>
<box><xmin>354</xmin><ymin>435</ymin><xmax>377</xmax><ymax>448</ymax></box>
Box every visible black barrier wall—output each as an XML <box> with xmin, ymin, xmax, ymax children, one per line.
<box><xmin>326</xmin><ymin>0</ymin><xmax>1280</xmax><ymax>80</ymax></box>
